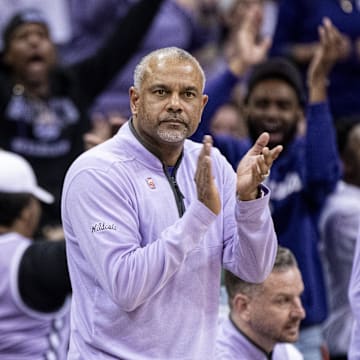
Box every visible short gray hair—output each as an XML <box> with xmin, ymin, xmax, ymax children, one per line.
<box><xmin>133</xmin><ymin>47</ymin><xmax>206</xmax><ymax>91</ymax></box>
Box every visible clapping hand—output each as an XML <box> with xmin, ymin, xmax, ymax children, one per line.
<box><xmin>307</xmin><ymin>17</ymin><xmax>346</xmax><ymax>102</ymax></box>
<box><xmin>236</xmin><ymin>132</ymin><xmax>282</xmax><ymax>201</ymax></box>
<box><xmin>195</xmin><ymin>135</ymin><xmax>221</xmax><ymax>214</ymax></box>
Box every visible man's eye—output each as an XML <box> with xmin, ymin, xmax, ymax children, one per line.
<box><xmin>38</xmin><ymin>32</ymin><xmax>48</xmax><ymax>39</ymax></box>
<box><xmin>274</xmin><ymin>297</ymin><xmax>287</xmax><ymax>305</ymax></box>
<box><xmin>15</xmin><ymin>33</ymin><xmax>28</xmax><ymax>41</ymax></box>
<box><xmin>278</xmin><ymin>101</ymin><xmax>292</xmax><ymax>110</ymax></box>
<box><xmin>254</xmin><ymin>100</ymin><xmax>268</xmax><ymax>108</ymax></box>
<box><xmin>154</xmin><ymin>89</ymin><xmax>166</xmax><ymax>96</ymax></box>
<box><xmin>184</xmin><ymin>91</ymin><xmax>195</xmax><ymax>98</ymax></box>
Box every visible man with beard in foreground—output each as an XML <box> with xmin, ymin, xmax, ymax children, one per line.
<box><xmin>61</xmin><ymin>46</ymin><xmax>282</xmax><ymax>359</ymax></box>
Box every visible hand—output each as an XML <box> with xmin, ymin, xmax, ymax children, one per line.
<box><xmin>236</xmin><ymin>132</ymin><xmax>282</xmax><ymax>201</ymax></box>
<box><xmin>307</xmin><ymin>17</ymin><xmax>348</xmax><ymax>100</ymax></box>
<box><xmin>174</xmin><ymin>0</ymin><xmax>199</xmax><ymax>13</ymax></box>
<box><xmin>174</xmin><ymin>0</ymin><xmax>217</xmax><ymax>15</ymax></box>
<box><xmin>83</xmin><ymin>112</ymin><xmax>127</xmax><ymax>150</ymax></box>
<box><xmin>42</xmin><ymin>225</ymin><xmax>65</xmax><ymax>241</ymax></box>
<box><xmin>195</xmin><ymin>135</ymin><xmax>221</xmax><ymax>214</ymax></box>
<box><xmin>227</xmin><ymin>5</ymin><xmax>271</xmax><ymax>76</ymax></box>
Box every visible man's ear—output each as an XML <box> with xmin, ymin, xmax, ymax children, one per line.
<box><xmin>202</xmin><ymin>94</ymin><xmax>208</xmax><ymax>109</ymax></box>
<box><xmin>129</xmin><ymin>86</ymin><xmax>139</xmax><ymax>116</ymax></box>
<box><xmin>232</xmin><ymin>293</ymin><xmax>252</xmax><ymax>322</ymax></box>
<box><xmin>16</xmin><ymin>200</ymin><xmax>34</xmax><ymax>233</ymax></box>
<box><xmin>19</xmin><ymin>203</ymin><xmax>32</xmax><ymax>224</ymax></box>
<box><xmin>198</xmin><ymin>94</ymin><xmax>209</xmax><ymax>123</ymax></box>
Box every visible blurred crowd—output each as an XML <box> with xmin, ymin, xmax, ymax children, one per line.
<box><xmin>1</xmin><ymin>0</ymin><xmax>360</xmax><ymax>359</ymax></box>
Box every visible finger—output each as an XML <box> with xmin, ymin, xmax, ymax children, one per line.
<box><xmin>200</xmin><ymin>135</ymin><xmax>213</xmax><ymax>158</ymax></box>
<box><xmin>321</xmin><ymin>17</ymin><xmax>334</xmax><ymax>41</ymax></box>
<box><xmin>203</xmin><ymin>134</ymin><xmax>213</xmax><ymax>144</ymax></box>
<box><xmin>320</xmin><ymin>21</ymin><xmax>332</xmax><ymax>49</ymax></box>
<box><xmin>325</xmin><ymin>22</ymin><xmax>336</xmax><ymax>45</ymax></box>
<box><xmin>253</xmin><ymin>161</ymin><xmax>268</xmax><ymax>183</ymax></box>
<box><xmin>256</xmin><ymin>153</ymin><xmax>268</xmax><ymax>175</ymax></box>
<box><xmin>259</xmin><ymin>36</ymin><xmax>272</xmax><ymax>54</ymax></box>
<box><xmin>322</xmin><ymin>17</ymin><xmax>342</xmax><ymax>47</ymax></box>
<box><xmin>258</xmin><ymin>145</ymin><xmax>283</xmax><ymax>176</ymax></box>
<box><xmin>268</xmin><ymin>145</ymin><xmax>283</xmax><ymax>163</ymax></box>
<box><xmin>197</xmin><ymin>136</ymin><xmax>211</xmax><ymax>164</ymax></box>
<box><xmin>318</xmin><ymin>24</ymin><xmax>326</xmax><ymax>47</ymax></box>
<box><xmin>109</xmin><ymin>116</ymin><xmax>127</xmax><ymax>130</ymax></box>
<box><xmin>83</xmin><ymin>133</ymin><xmax>104</xmax><ymax>149</ymax></box>
<box><xmin>322</xmin><ymin>16</ymin><xmax>332</xmax><ymax>30</ymax></box>
<box><xmin>247</xmin><ymin>132</ymin><xmax>270</xmax><ymax>156</ymax></box>
<box><xmin>203</xmin><ymin>135</ymin><xmax>213</xmax><ymax>154</ymax></box>
<box><xmin>241</xmin><ymin>6</ymin><xmax>257</xmax><ymax>32</ymax></box>
<box><xmin>261</xmin><ymin>147</ymin><xmax>271</xmax><ymax>165</ymax></box>
<box><xmin>197</xmin><ymin>156</ymin><xmax>212</xmax><ymax>200</ymax></box>
<box><xmin>195</xmin><ymin>137</ymin><xmax>212</xmax><ymax>183</ymax></box>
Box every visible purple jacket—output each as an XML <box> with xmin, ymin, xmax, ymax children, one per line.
<box><xmin>61</xmin><ymin>120</ymin><xmax>278</xmax><ymax>359</ymax></box>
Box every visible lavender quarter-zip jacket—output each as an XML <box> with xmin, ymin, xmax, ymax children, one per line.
<box><xmin>61</xmin><ymin>121</ymin><xmax>277</xmax><ymax>359</ymax></box>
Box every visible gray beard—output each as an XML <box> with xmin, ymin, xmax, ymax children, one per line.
<box><xmin>157</xmin><ymin>124</ymin><xmax>188</xmax><ymax>143</ymax></box>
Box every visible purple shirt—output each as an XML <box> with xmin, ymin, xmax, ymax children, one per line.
<box><xmin>0</xmin><ymin>233</ymin><xmax>70</xmax><ymax>360</ymax></box>
<box><xmin>349</xmin><ymin>224</ymin><xmax>360</xmax><ymax>359</ymax></box>
<box><xmin>61</xmin><ymin>121</ymin><xmax>278</xmax><ymax>359</ymax></box>
<box><xmin>319</xmin><ymin>181</ymin><xmax>360</xmax><ymax>355</ymax></box>
<box><xmin>216</xmin><ymin>317</ymin><xmax>303</xmax><ymax>359</ymax></box>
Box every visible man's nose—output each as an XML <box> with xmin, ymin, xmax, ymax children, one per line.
<box><xmin>291</xmin><ymin>298</ymin><xmax>306</xmax><ymax>320</ymax></box>
<box><xmin>167</xmin><ymin>93</ymin><xmax>182</xmax><ymax>112</ymax></box>
<box><xmin>27</xmin><ymin>33</ymin><xmax>42</xmax><ymax>46</ymax></box>
<box><xmin>266</xmin><ymin>103</ymin><xmax>282</xmax><ymax>118</ymax></box>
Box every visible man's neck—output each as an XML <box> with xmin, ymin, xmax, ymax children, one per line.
<box><xmin>229</xmin><ymin>314</ymin><xmax>275</xmax><ymax>356</ymax></box>
<box><xmin>129</xmin><ymin>118</ymin><xmax>184</xmax><ymax>166</ymax></box>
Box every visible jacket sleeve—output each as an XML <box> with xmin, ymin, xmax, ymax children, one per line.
<box><xmin>304</xmin><ymin>101</ymin><xmax>341</xmax><ymax>207</ymax></box>
<box><xmin>220</xmin><ymin>156</ymin><xmax>277</xmax><ymax>283</ymax></box>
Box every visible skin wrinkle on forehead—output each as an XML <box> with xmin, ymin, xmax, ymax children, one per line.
<box><xmin>142</xmin><ymin>56</ymin><xmax>205</xmax><ymax>91</ymax></box>
<box><xmin>248</xmin><ymin>268</ymin><xmax>301</xmax><ymax>298</ymax></box>
<box><xmin>263</xmin><ymin>268</ymin><xmax>304</xmax><ymax>297</ymax></box>
<box><xmin>10</xmin><ymin>22</ymin><xmax>49</xmax><ymax>40</ymax></box>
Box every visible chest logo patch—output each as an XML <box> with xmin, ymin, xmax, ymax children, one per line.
<box><xmin>145</xmin><ymin>177</ymin><xmax>156</xmax><ymax>189</ymax></box>
<box><xmin>91</xmin><ymin>222</ymin><xmax>117</xmax><ymax>233</ymax></box>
